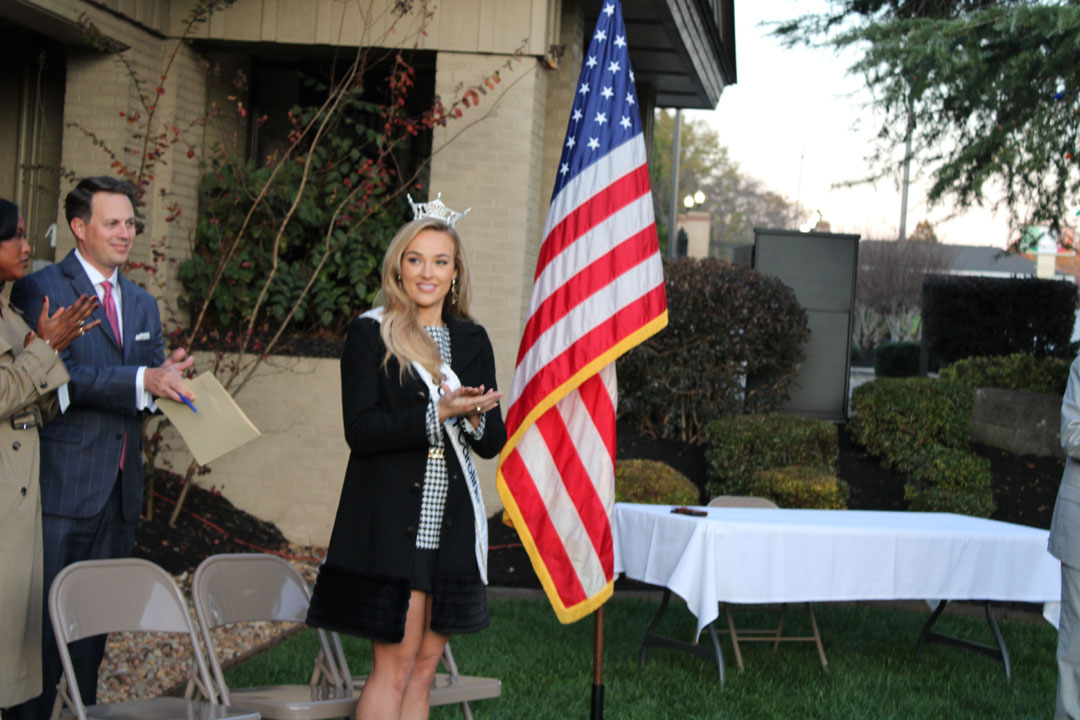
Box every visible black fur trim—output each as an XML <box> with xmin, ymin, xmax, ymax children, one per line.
<box><xmin>306</xmin><ymin>564</ymin><xmax>410</xmax><ymax>643</ymax></box>
<box><xmin>430</xmin><ymin>572</ymin><xmax>489</xmax><ymax>635</ymax></box>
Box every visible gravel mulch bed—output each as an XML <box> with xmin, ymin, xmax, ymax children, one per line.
<box><xmin>96</xmin><ymin>469</ymin><xmax>329</xmax><ymax>704</ymax></box>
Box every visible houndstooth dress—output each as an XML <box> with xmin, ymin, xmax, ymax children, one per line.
<box><xmin>415</xmin><ymin>326</ymin><xmax>485</xmax><ymax>558</ymax></box>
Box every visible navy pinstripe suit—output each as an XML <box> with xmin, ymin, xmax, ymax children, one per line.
<box><xmin>9</xmin><ymin>250</ymin><xmax>165</xmax><ymax>719</ymax></box>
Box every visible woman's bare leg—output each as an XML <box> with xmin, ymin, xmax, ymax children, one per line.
<box><xmin>355</xmin><ymin>590</ymin><xmax>429</xmax><ymax>720</ymax></box>
<box><xmin>401</xmin><ymin>593</ymin><xmax>449</xmax><ymax>720</ymax></box>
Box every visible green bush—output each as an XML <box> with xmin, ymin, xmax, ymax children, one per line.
<box><xmin>939</xmin><ymin>352</ymin><xmax>1069</xmax><ymax>395</ymax></box>
<box><xmin>180</xmin><ymin>158</ymin><xmax>406</xmax><ymax>341</ymax></box>
<box><xmin>704</xmin><ymin>414</ymin><xmax>837</xmax><ymax>498</ymax></box>
<box><xmin>903</xmin><ymin>445</ymin><xmax>995</xmax><ymax>517</ymax></box>
<box><xmin>850</xmin><ymin>342</ymin><xmax>864</xmax><ymax>364</ymax></box>
<box><xmin>874</xmin><ymin>341</ymin><xmax>922</xmax><ymax>377</ymax></box>
<box><xmin>748</xmin><ymin>465</ymin><xmax>849</xmax><ymax>509</ymax></box>
<box><xmin>922</xmin><ymin>273</ymin><xmax>1077</xmax><ymax>363</ymax></box>
<box><xmin>614</xmin><ymin>459</ymin><xmax>699</xmax><ymax>506</ymax></box>
<box><xmin>850</xmin><ymin>378</ymin><xmax>973</xmax><ymax>470</ymax></box>
<box><xmin>617</xmin><ymin>257</ymin><xmax>810</xmax><ymax>443</ymax></box>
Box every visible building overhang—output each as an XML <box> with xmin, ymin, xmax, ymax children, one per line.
<box><xmin>586</xmin><ymin>0</ymin><xmax>736</xmax><ymax>109</ymax></box>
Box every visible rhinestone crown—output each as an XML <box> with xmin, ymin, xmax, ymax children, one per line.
<box><xmin>408</xmin><ymin>192</ymin><xmax>470</xmax><ymax>228</ymax></box>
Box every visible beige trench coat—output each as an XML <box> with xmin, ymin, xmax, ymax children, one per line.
<box><xmin>0</xmin><ymin>292</ymin><xmax>69</xmax><ymax>707</ymax></box>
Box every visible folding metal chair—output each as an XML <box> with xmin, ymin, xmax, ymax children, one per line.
<box><xmin>48</xmin><ymin>557</ymin><xmax>261</xmax><ymax>720</ymax></box>
<box><xmin>192</xmin><ymin>553</ymin><xmax>358</xmax><ymax>720</ymax></box>
<box><xmin>706</xmin><ymin>496</ymin><xmax>828</xmax><ymax>670</ymax></box>
<box><xmin>334</xmin><ymin>637</ymin><xmax>500</xmax><ymax>720</ymax></box>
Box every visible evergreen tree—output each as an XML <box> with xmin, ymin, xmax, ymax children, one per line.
<box><xmin>772</xmin><ymin>1</ymin><xmax>1080</xmax><ymax>245</ymax></box>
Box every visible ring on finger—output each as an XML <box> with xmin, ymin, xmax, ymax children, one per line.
<box><xmin>475</xmin><ymin>405</ymin><xmax>482</xmax><ymax>414</ymax></box>
<box><xmin>79</xmin><ymin>319</ymin><xmax>85</xmax><ymax>327</ymax></box>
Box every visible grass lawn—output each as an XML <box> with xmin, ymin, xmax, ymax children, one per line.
<box><xmin>225</xmin><ymin>595</ymin><xmax>1057</xmax><ymax>719</ymax></box>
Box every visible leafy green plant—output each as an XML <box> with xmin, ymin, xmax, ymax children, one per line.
<box><xmin>874</xmin><ymin>341</ymin><xmax>921</xmax><ymax>378</ymax></box>
<box><xmin>179</xmin><ymin>155</ymin><xmax>406</xmax><ymax>338</ymax></box>
<box><xmin>614</xmin><ymin>459</ymin><xmax>698</xmax><ymax>506</ymax></box>
<box><xmin>703</xmin><ymin>414</ymin><xmax>837</xmax><ymax>498</ymax></box>
<box><xmin>617</xmin><ymin>258</ymin><xmax>809</xmax><ymax>443</ymax></box>
<box><xmin>939</xmin><ymin>352</ymin><xmax>1069</xmax><ymax>396</ymax></box>
<box><xmin>748</xmin><ymin>465</ymin><xmax>849</xmax><ymax>509</ymax></box>
<box><xmin>903</xmin><ymin>445</ymin><xmax>995</xmax><ymax>518</ymax></box>
<box><xmin>850</xmin><ymin>378</ymin><xmax>973</xmax><ymax>471</ymax></box>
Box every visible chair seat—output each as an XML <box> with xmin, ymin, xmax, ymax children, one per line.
<box><xmin>226</xmin><ymin>685</ymin><xmax>360</xmax><ymax>720</ymax></box>
<box><xmin>430</xmin><ymin>673</ymin><xmax>502</xmax><ymax>706</ymax></box>
<box><xmin>349</xmin><ymin>672</ymin><xmax>501</xmax><ymax>707</ymax></box>
<box><xmin>61</xmin><ymin>697</ymin><xmax>260</xmax><ymax>720</ymax></box>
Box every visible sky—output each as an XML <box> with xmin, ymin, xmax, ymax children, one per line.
<box><xmin>689</xmin><ymin>0</ymin><xmax>1009</xmax><ymax>247</ymax></box>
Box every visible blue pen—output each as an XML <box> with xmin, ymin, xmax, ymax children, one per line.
<box><xmin>180</xmin><ymin>395</ymin><xmax>198</xmax><ymax>414</ymax></box>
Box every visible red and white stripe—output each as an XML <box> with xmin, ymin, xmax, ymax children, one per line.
<box><xmin>496</xmin><ymin>134</ymin><xmax>667</xmax><ymax>623</ymax></box>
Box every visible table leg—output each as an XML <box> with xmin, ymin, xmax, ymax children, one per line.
<box><xmin>915</xmin><ymin>600</ymin><xmax>1012</xmax><ymax>684</ymax></box>
<box><xmin>638</xmin><ymin>588</ymin><xmax>726</xmax><ymax>688</ymax></box>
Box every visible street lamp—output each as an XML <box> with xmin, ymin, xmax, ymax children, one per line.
<box><xmin>683</xmin><ymin>190</ymin><xmax>705</xmax><ymax>209</ymax></box>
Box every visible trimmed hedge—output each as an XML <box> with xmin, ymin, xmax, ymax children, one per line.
<box><xmin>850</xmin><ymin>378</ymin><xmax>973</xmax><ymax>470</ymax></box>
<box><xmin>748</xmin><ymin>466</ymin><xmax>849</xmax><ymax>509</ymax></box>
<box><xmin>874</xmin><ymin>341</ymin><xmax>922</xmax><ymax>378</ymax></box>
<box><xmin>939</xmin><ymin>352</ymin><xmax>1069</xmax><ymax>396</ymax></box>
<box><xmin>903</xmin><ymin>445</ymin><xmax>995</xmax><ymax>517</ymax></box>
<box><xmin>922</xmin><ymin>274</ymin><xmax>1077</xmax><ymax>363</ymax></box>
<box><xmin>617</xmin><ymin>257</ymin><xmax>809</xmax><ymax>443</ymax></box>
<box><xmin>615</xmin><ymin>459</ymin><xmax>699</xmax><ymax>506</ymax></box>
<box><xmin>704</xmin><ymin>414</ymin><xmax>837</xmax><ymax>498</ymax></box>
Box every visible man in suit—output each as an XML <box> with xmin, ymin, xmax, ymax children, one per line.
<box><xmin>7</xmin><ymin>176</ymin><xmax>195</xmax><ymax>720</ymax></box>
<box><xmin>1051</xmin><ymin>355</ymin><xmax>1080</xmax><ymax>719</ymax></box>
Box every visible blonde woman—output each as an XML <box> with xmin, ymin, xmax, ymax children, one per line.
<box><xmin>308</xmin><ymin>211</ymin><xmax>505</xmax><ymax>720</ymax></box>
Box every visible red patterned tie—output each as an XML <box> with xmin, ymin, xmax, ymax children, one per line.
<box><xmin>102</xmin><ymin>280</ymin><xmax>121</xmax><ymax>349</ymax></box>
<box><xmin>102</xmin><ymin>280</ymin><xmax>126</xmax><ymax>469</ymax></box>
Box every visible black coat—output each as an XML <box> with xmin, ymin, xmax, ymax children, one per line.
<box><xmin>307</xmin><ymin>314</ymin><xmax>506</xmax><ymax>642</ymax></box>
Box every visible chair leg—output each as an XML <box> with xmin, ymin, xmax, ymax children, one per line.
<box><xmin>723</xmin><ymin>604</ymin><xmax>745</xmax><ymax>671</ymax></box>
<box><xmin>806</xmin><ymin>603</ymin><xmax>828</xmax><ymax>669</ymax></box>
<box><xmin>772</xmin><ymin>604</ymin><xmax>788</xmax><ymax>653</ymax></box>
<box><xmin>460</xmin><ymin>700</ymin><xmax>474</xmax><ymax>720</ymax></box>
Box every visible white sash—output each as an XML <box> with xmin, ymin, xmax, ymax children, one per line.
<box><xmin>361</xmin><ymin>308</ymin><xmax>488</xmax><ymax>584</ymax></box>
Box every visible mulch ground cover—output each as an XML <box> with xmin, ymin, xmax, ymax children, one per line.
<box><xmin>133</xmin><ymin>424</ymin><xmax>1066</xmax><ymax>588</ymax></box>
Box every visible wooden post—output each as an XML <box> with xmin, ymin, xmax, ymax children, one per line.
<box><xmin>591</xmin><ymin>606</ymin><xmax>605</xmax><ymax>719</ymax></box>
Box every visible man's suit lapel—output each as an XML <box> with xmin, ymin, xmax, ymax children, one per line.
<box><xmin>60</xmin><ymin>251</ymin><xmax>122</xmax><ymax>354</ymax></box>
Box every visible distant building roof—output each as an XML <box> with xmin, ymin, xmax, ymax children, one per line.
<box><xmin>944</xmin><ymin>245</ymin><xmax>1036</xmax><ymax>276</ymax></box>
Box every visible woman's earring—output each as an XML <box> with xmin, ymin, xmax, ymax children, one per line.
<box><xmin>450</xmin><ymin>277</ymin><xmax>459</xmax><ymax>305</ymax></box>
<box><xmin>396</xmin><ymin>273</ymin><xmax>402</xmax><ymax>286</ymax></box>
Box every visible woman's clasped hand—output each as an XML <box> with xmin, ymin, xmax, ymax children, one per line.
<box><xmin>26</xmin><ymin>294</ymin><xmax>101</xmax><ymax>352</ymax></box>
<box><xmin>437</xmin><ymin>383</ymin><xmax>502</xmax><ymax>424</ymax></box>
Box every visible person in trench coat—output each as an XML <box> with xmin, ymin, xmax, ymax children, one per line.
<box><xmin>307</xmin><ymin>212</ymin><xmax>506</xmax><ymax>720</ymax></box>
<box><xmin>0</xmin><ymin>199</ymin><xmax>99</xmax><ymax>711</ymax></box>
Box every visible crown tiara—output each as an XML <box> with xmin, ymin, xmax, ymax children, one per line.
<box><xmin>408</xmin><ymin>192</ymin><xmax>470</xmax><ymax>228</ymax></box>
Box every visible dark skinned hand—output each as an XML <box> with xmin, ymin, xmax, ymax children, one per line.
<box><xmin>25</xmin><ymin>294</ymin><xmax>102</xmax><ymax>352</ymax></box>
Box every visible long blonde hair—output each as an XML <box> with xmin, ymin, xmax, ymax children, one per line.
<box><xmin>375</xmin><ymin>217</ymin><xmax>473</xmax><ymax>382</ymax></box>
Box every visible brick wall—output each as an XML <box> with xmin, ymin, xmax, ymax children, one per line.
<box><xmin>154</xmin><ymin>353</ymin><xmax>349</xmax><ymax>546</ymax></box>
<box><xmin>428</xmin><ymin>49</ymin><xmax>551</xmax><ymax>512</ymax></box>
<box><xmin>53</xmin><ymin>1</ymin><xmax>200</xmax><ymax>321</ymax></box>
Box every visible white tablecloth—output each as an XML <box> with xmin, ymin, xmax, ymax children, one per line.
<box><xmin>613</xmin><ymin>503</ymin><xmax>1062</xmax><ymax>638</ymax></box>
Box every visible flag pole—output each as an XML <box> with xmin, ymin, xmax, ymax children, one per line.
<box><xmin>591</xmin><ymin>606</ymin><xmax>605</xmax><ymax>719</ymax></box>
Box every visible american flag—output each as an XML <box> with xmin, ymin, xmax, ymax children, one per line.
<box><xmin>496</xmin><ymin>0</ymin><xmax>668</xmax><ymax>623</ymax></box>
